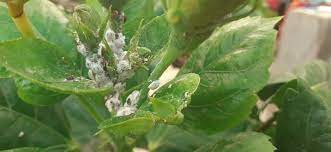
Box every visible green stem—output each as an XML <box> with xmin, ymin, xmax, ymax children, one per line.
<box><xmin>7</xmin><ymin>1</ymin><xmax>36</xmax><ymax>37</ymax></box>
<box><xmin>138</xmin><ymin>37</ymin><xmax>184</xmax><ymax>106</ymax></box>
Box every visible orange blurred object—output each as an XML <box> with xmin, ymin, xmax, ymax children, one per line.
<box><xmin>287</xmin><ymin>0</ymin><xmax>306</xmax><ymax>12</ymax></box>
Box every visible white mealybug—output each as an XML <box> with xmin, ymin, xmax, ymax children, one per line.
<box><xmin>113</xmin><ymin>49</ymin><xmax>125</xmax><ymax>59</ymax></box>
<box><xmin>116</xmin><ymin>106</ymin><xmax>137</xmax><ymax>117</ymax></box>
<box><xmin>105</xmin><ymin>93</ymin><xmax>121</xmax><ymax>112</ymax></box>
<box><xmin>74</xmin><ymin>31</ymin><xmax>88</xmax><ymax>56</ymax></box>
<box><xmin>117</xmin><ymin>51</ymin><xmax>128</xmax><ymax>61</ymax></box>
<box><xmin>114</xmin><ymin>82</ymin><xmax>125</xmax><ymax>92</ymax></box>
<box><xmin>105</xmin><ymin>29</ymin><xmax>126</xmax><ymax>56</ymax></box>
<box><xmin>77</xmin><ymin>43</ymin><xmax>88</xmax><ymax>56</ymax></box>
<box><xmin>148</xmin><ymin>80</ymin><xmax>160</xmax><ymax>90</ymax></box>
<box><xmin>94</xmin><ymin>73</ymin><xmax>110</xmax><ymax>86</ymax></box>
<box><xmin>97</xmin><ymin>42</ymin><xmax>105</xmax><ymax>56</ymax></box>
<box><xmin>105</xmin><ymin>29</ymin><xmax>116</xmax><ymax>44</ymax></box>
<box><xmin>117</xmin><ymin>60</ymin><xmax>131</xmax><ymax>73</ymax></box>
<box><xmin>85</xmin><ymin>55</ymin><xmax>104</xmax><ymax>74</ymax></box>
<box><xmin>114</xmin><ymin>33</ymin><xmax>125</xmax><ymax>49</ymax></box>
<box><xmin>88</xmin><ymin>70</ymin><xmax>95</xmax><ymax>80</ymax></box>
<box><xmin>102</xmin><ymin>26</ymin><xmax>139</xmax><ymax>115</ymax></box>
<box><xmin>125</xmin><ymin>90</ymin><xmax>140</xmax><ymax>106</ymax></box>
<box><xmin>184</xmin><ymin>92</ymin><xmax>190</xmax><ymax>98</ymax></box>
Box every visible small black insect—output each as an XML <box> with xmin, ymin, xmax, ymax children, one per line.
<box><xmin>66</xmin><ymin>75</ymin><xmax>75</xmax><ymax>81</ymax></box>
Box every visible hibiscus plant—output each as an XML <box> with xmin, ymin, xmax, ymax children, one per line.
<box><xmin>0</xmin><ymin>0</ymin><xmax>330</xmax><ymax>152</ymax></box>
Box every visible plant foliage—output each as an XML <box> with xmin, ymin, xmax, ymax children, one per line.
<box><xmin>0</xmin><ymin>0</ymin><xmax>329</xmax><ymax>152</ymax></box>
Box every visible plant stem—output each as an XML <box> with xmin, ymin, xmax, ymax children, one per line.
<box><xmin>7</xmin><ymin>1</ymin><xmax>36</xmax><ymax>37</ymax></box>
<box><xmin>12</xmin><ymin>12</ymin><xmax>36</xmax><ymax>37</ymax></box>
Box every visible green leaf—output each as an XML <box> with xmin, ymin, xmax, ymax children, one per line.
<box><xmin>123</xmin><ymin>0</ymin><xmax>155</xmax><ymax>40</ymax></box>
<box><xmin>0</xmin><ymin>80</ymin><xmax>71</xmax><ymax>138</ymax></box>
<box><xmin>181</xmin><ymin>17</ymin><xmax>278</xmax><ymax>103</ymax></box>
<box><xmin>98</xmin><ymin>111</ymin><xmax>156</xmax><ymax>136</ymax></box>
<box><xmin>151</xmin><ymin>99</ymin><xmax>176</xmax><ymax>120</ymax></box>
<box><xmin>125</xmin><ymin>68</ymin><xmax>150</xmax><ymax>91</ymax></box>
<box><xmin>0</xmin><ymin>146</ymin><xmax>66</xmax><ymax>152</ymax></box>
<box><xmin>153</xmin><ymin>73</ymin><xmax>200</xmax><ymax>109</ymax></box>
<box><xmin>258</xmin><ymin>83</ymin><xmax>284</xmax><ymax>101</ymax></box>
<box><xmin>271</xmin><ymin>60</ymin><xmax>331</xmax><ymax>86</ymax></box>
<box><xmin>146</xmin><ymin>124</ymin><xmax>209</xmax><ymax>152</ymax></box>
<box><xmin>136</xmin><ymin>15</ymin><xmax>171</xmax><ymax>53</ymax></box>
<box><xmin>125</xmin><ymin>16</ymin><xmax>171</xmax><ymax>92</ymax></box>
<box><xmin>0</xmin><ymin>67</ymin><xmax>11</xmax><ymax>79</ymax></box>
<box><xmin>62</xmin><ymin>96</ymin><xmax>99</xmax><ymax>143</ymax></box>
<box><xmin>125</xmin><ymin>15</ymin><xmax>171</xmax><ymax>89</ymax></box>
<box><xmin>15</xmin><ymin>78</ymin><xmax>68</xmax><ymax>106</ymax></box>
<box><xmin>0</xmin><ymin>79</ymin><xmax>27</xmax><ymax>109</ymax></box>
<box><xmin>313</xmin><ymin>83</ymin><xmax>331</xmax><ymax>105</ymax></box>
<box><xmin>0</xmin><ymin>147</ymin><xmax>42</xmax><ymax>152</ymax></box>
<box><xmin>180</xmin><ymin>17</ymin><xmax>279</xmax><ymax>134</ymax></box>
<box><xmin>0</xmin><ymin>4</ymin><xmax>20</xmax><ymax>41</ymax></box>
<box><xmin>195</xmin><ymin>132</ymin><xmax>276</xmax><ymax>152</ymax></box>
<box><xmin>85</xmin><ymin>0</ymin><xmax>107</xmax><ymax>17</ymax></box>
<box><xmin>0</xmin><ymin>79</ymin><xmax>70</xmax><ymax>150</ymax></box>
<box><xmin>271</xmin><ymin>60</ymin><xmax>331</xmax><ymax>107</ymax></box>
<box><xmin>0</xmin><ymin>0</ymin><xmax>76</xmax><ymax>53</ymax></box>
<box><xmin>182</xmin><ymin>91</ymin><xmax>257</xmax><ymax>134</ymax></box>
<box><xmin>62</xmin><ymin>95</ymin><xmax>112</xmax><ymax>150</ymax></box>
<box><xmin>0</xmin><ymin>38</ymin><xmax>111</xmax><ymax>94</ymax></box>
<box><xmin>99</xmin><ymin>74</ymin><xmax>199</xmax><ymax>136</ymax></box>
<box><xmin>0</xmin><ymin>107</ymin><xmax>69</xmax><ymax>150</ymax></box>
<box><xmin>259</xmin><ymin>60</ymin><xmax>331</xmax><ymax>101</ymax></box>
<box><xmin>147</xmin><ymin>126</ymin><xmax>276</xmax><ymax>152</ymax></box>
<box><xmin>151</xmin><ymin>73</ymin><xmax>200</xmax><ymax>124</ymax></box>
<box><xmin>275</xmin><ymin>80</ymin><xmax>331</xmax><ymax>152</ymax></box>
<box><xmin>0</xmin><ymin>0</ymin><xmax>81</xmax><ymax>104</ymax></box>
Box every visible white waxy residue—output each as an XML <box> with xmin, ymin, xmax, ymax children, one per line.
<box><xmin>105</xmin><ymin>93</ymin><xmax>121</xmax><ymax>112</ymax></box>
<box><xmin>105</xmin><ymin>88</ymin><xmax>140</xmax><ymax>117</ymax></box>
<box><xmin>74</xmin><ymin>31</ymin><xmax>88</xmax><ymax>56</ymax></box>
<box><xmin>85</xmin><ymin>54</ymin><xmax>109</xmax><ymax>86</ymax></box>
<box><xmin>75</xmin><ymin>22</ymin><xmax>139</xmax><ymax>116</ymax></box>
<box><xmin>18</xmin><ymin>131</ymin><xmax>24</xmax><ymax>138</ymax></box>
<box><xmin>85</xmin><ymin>54</ymin><xmax>105</xmax><ymax>74</ymax></box>
<box><xmin>104</xmin><ymin>28</ymin><xmax>132</xmax><ymax>78</ymax></box>
<box><xmin>74</xmin><ymin>31</ymin><xmax>111</xmax><ymax>86</ymax></box>
<box><xmin>64</xmin><ymin>76</ymin><xmax>87</xmax><ymax>82</ymax></box>
<box><xmin>116</xmin><ymin>106</ymin><xmax>137</xmax><ymax>117</ymax></box>
<box><xmin>117</xmin><ymin>60</ymin><xmax>131</xmax><ymax>73</ymax></box>
<box><xmin>77</xmin><ymin>43</ymin><xmax>88</xmax><ymax>56</ymax></box>
<box><xmin>105</xmin><ymin>29</ymin><xmax>125</xmax><ymax>56</ymax></box>
<box><xmin>101</xmin><ymin>21</ymin><xmax>141</xmax><ymax>116</ymax></box>
<box><xmin>125</xmin><ymin>90</ymin><xmax>140</xmax><ymax>107</ymax></box>
<box><xmin>105</xmin><ymin>83</ymin><xmax>125</xmax><ymax>114</ymax></box>
<box><xmin>97</xmin><ymin>43</ymin><xmax>105</xmax><ymax>56</ymax></box>
<box><xmin>184</xmin><ymin>92</ymin><xmax>190</xmax><ymax>98</ymax></box>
